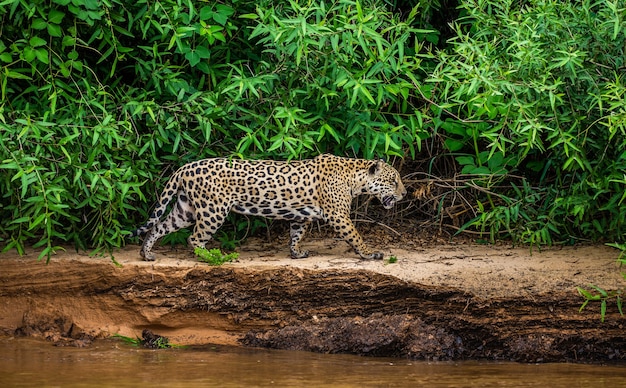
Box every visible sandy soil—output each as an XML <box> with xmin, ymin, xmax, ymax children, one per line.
<box><xmin>1</xmin><ymin>238</ymin><xmax>625</xmax><ymax>362</ymax></box>
<box><xmin>230</xmin><ymin>237</ymin><xmax>625</xmax><ymax>298</ymax></box>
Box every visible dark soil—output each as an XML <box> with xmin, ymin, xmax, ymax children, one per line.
<box><xmin>1</xmin><ymin>244</ymin><xmax>625</xmax><ymax>363</ymax></box>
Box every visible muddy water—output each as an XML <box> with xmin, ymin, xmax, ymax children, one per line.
<box><xmin>1</xmin><ymin>337</ymin><xmax>625</xmax><ymax>387</ymax></box>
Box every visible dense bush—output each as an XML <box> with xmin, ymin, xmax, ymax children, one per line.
<box><xmin>427</xmin><ymin>0</ymin><xmax>626</xmax><ymax>245</ymax></box>
<box><xmin>1</xmin><ymin>0</ymin><xmax>625</xmax><ymax>259</ymax></box>
<box><xmin>0</xmin><ymin>0</ymin><xmax>437</xmax><ymax>258</ymax></box>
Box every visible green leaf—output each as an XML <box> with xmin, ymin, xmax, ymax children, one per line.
<box><xmin>216</xmin><ymin>4</ymin><xmax>234</xmax><ymax>17</ymax></box>
<box><xmin>29</xmin><ymin>37</ymin><xmax>47</xmax><ymax>47</ymax></box>
<box><xmin>32</xmin><ymin>18</ymin><xmax>47</xmax><ymax>30</ymax></box>
<box><xmin>590</xmin><ymin>284</ymin><xmax>609</xmax><ymax>298</ymax></box>
<box><xmin>213</xmin><ymin>12</ymin><xmax>229</xmax><ymax>26</ymax></box>
<box><xmin>0</xmin><ymin>0</ymin><xmax>19</xmax><ymax>7</ymax></box>
<box><xmin>185</xmin><ymin>50</ymin><xmax>201</xmax><ymax>67</ymax></box>
<box><xmin>79</xmin><ymin>0</ymin><xmax>100</xmax><ymax>10</ymax></box>
<box><xmin>48</xmin><ymin>23</ymin><xmax>62</xmax><ymax>37</ymax></box>
<box><xmin>30</xmin><ymin>213</ymin><xmax>47</xmax><ymax>230</ymax></box>
<box><xmin>466</xmin><ymin>166</ymin><xmax>491</xmax><ymax>175</ymax></box>
<box><xmin>48</xmin><ymin>10</ymin><xmax>65</xmax><ymax>24</ymax></box>
<box><xmin>212</xmin><ymin>31</ymin><xmax>226</xmax><ymax>43</ymax></box>
<box><xmin>5</xmin><ymin>71</ymin><xmax>31</xmax><ymax>80</ymax></box>
<box><xmin>22</xmin><ymin>46</ymin><xmax>36</xmax><ymax>62</ymax></box>
<box><xmin>455</xmin><ymin>155</ymin><xmax>475</xmax><ymax>166</ymax></box>
<box><xmin>600</xmin><ymin>299</ymin><xmax>607</xmax><ymax>322</ymax></box>
<box><xmin>195</xmin><ymin>45</ymin><xmax>211</xmax><ymax>59</ymax></box>
<box><xmin>579</xmin><ymin>299</ymin><xmax>589</xmax><ymax>313</ymax></box>
<box><xmin>199</xmin><ymin>6</ymin><xmax>213</xmax><ymax>20</ymax></box>
<box><xmin>444</xmin><ymin>139</ymin><xmax>464</xmax><ymax>152</ymax></box>
<box><xmin>34</xmin><ymin>48</ymin><xmax>49</xmax><ymax>64</ymax></box>
<box><xmin>10</xmin><ymin>217</ymin><xmax>30</xmax><ymax>225</ymax></box>
<box><xmin>239</xmin><ymin>13</ymin><xmax>258</xmax><ymax>20</ymax></box>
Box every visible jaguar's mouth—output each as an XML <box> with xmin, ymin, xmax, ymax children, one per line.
<box><xmin>382</xmin><ymin>195</ymin><xmax>396</xmax><ymax>209</ymax></box>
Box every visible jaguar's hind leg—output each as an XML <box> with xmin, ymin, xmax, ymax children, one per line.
<box><xmin>140</xmin><ymin>192</ymin><xmax>195</xmax><ymax>261</ymax></box>
<box><xmin>186</xmin><ymin>207</ymin><xmax>229</xmax><ymax>252</ymax></box>
<box><xmin>289</xmin><ymin>221</ymin><xmax>311</xmax><ymax>259</ymax></box>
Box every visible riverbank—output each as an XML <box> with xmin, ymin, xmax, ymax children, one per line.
<box><xmin>1</xmin><ymin>239</ymin><xmax>624</xmax><ymax>362</ymax></box>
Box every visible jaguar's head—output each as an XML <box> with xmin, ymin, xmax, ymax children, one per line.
<box><xmin>365</xmin><ymin>159</ymin><xmax>407</xmax><ymax>209</ymax></box>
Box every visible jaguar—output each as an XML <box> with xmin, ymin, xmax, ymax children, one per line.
<box><xmin>133</xmin><ymin>154</ymin><xmax>406</xmax><ymax>261</ymax></box>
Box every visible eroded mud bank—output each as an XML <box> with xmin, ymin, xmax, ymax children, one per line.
<box><xmin>1</xmin><ymin>251</ymin><xmax>624</xmax><ymax>363</ymax></box>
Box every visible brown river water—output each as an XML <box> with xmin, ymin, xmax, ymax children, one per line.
<box><xmin>1</xmin><ymin>337</ymin><xmax>625</xmax><ymax>387</ymax></box>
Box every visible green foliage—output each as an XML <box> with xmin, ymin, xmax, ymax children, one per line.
<box><xmin>230</xmin><ymin>0</ymin><xmax>437</xmax><ymax>159</ymax></box>
<box><xmin>429</xmin><ymin>0</ymin><xmax>626</xmax><ymax>246</ymax></box>
<box><xmin>3</xmin><ymin>0</ymin><xmax>626</xmax><ymax>256</ymax></box>
<box><xmin>194</xmin><ymin>247</ymin><xmax>239</xmax><ymax>266</ymax></box>
<box><xmin>0</xmin><ymin>0</ymin><xmax>238</xmax><ymax>256</ymax></box>
<box><xmin>0</xmin><ymin>0</ymin><xmax>438</xmax><ymax>256</ymax></box>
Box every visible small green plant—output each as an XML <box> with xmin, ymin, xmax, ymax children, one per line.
<box><xmin>112</xmin><ymin>334</ymin><xmax>142</xmax><ymax>347</ymax></box>
<box><xmin>577</xmin><ymin>243</ymin><xmax>626</xmax><ymax>322</ymax></box>
<box><xmin>143</xmin><ymin>335</ymin><xmax>171</xmax><ymax>349</ymax></box>
<box><xmin>194</xmin><ymin>247</ymin><xmax>239</xmax><ymax>266</ymax></box>
<box><xmin>386</xmin><ymin>256</ymin><xmax>398</xmax><ymax>264</ymax></box>
<box><xmin>577</xmin><ymin>285</ymin><xmax>624</xmax><ymax>323</ymax></box>
<box><xmin>113</xmin><ymin>331</ymin><xmax>183</xmax><ymax>349</ymax></box>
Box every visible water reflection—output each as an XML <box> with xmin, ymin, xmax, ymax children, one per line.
<box><xmin>0</xmin><ymin>337</ymin><xmax>624</xmax><ymax>387</ymax></box>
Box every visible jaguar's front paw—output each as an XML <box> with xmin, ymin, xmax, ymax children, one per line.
<box><xmin>140</xmin><ymin>250</ymin><xmax>156</xmax><ymax>261</ymax></box>
<box><xmin>290</xmin><ymin>249</ymin><xmax>310</xmax><ymax>259</ymax></box>
<box><xmin>359</xmin><ymin>252</ymin><xmax>384</xmax><ymax>260</ymax></box>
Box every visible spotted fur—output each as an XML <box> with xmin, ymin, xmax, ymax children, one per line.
<box><xmin>132</xmin><ymin>154</ymin><xmax>406</xmax><ymax>261</ymax></box>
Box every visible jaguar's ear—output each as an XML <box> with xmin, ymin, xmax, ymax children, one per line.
<box><xmin>368</xmin><ymin>158</ymin><xmax>385</xmax><ymax>175</ymax></box>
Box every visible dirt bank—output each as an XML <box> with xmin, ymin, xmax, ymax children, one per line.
<box><xmin>1</xmin><ymin>239</ymin><xmax>625</xmax><ymax>362</ymax></box>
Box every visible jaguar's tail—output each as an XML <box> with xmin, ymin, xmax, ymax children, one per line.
<box><xmin>131</xmin><ymin>169</ymin><xmax>183</xmax><ymax>238</ymax></box>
